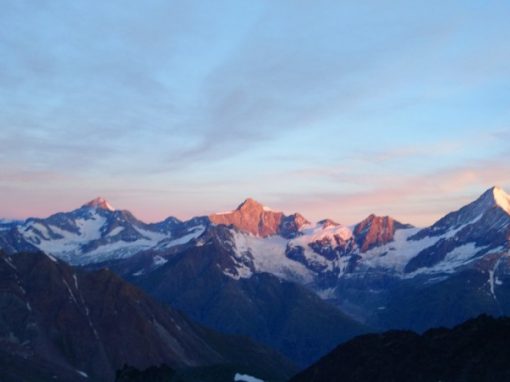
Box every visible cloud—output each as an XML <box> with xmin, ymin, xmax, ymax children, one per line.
<box><xmin>272</xmin><ymin>151</ymin><xmax>510</xmax><ymax>226</ymax></box>
<box><xmin>153</xmin><ymin>0</ymin><xmax>462</xmax><ymax>167</ymax></box>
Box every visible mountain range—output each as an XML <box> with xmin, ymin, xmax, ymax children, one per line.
<box><xmin>1</xmin><ymin>186</ymin><xmax>510</xmax><ymax>377</ymax></box>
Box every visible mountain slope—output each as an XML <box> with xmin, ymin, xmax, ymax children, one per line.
<box><xmin>0</xmin><ymin>251</ymin><xmax>296</xmax><ymax>382</ymax></box>
<box><xmin>290</xmin><ymin>314</ymin><xmax>510</xmax><ymax>382</ymax></box>
<box><xmin>106</xmin><ymin>225</ymin><xmax>369</xmax><ymax>366</ymax></box>
<box><xmin>370</xmin><ymin>250</ymin><xmax>510</xmax><ymax>331</ymax></box>
<box><xmin>405</xmin><ymin>186</ymin><xmax>510</xmax><ymax>273</ymax></box>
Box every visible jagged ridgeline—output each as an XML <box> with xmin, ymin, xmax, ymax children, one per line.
<box><xmin>1</xmin><ymin>186</ymin><xmax>510</xmax><ymax>374</ymax></box>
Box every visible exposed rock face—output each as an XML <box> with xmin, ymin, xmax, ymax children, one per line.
<box><xmin>279</xmin><ymin>213</ymin><xmax>310</xmax><ymax>238</ymax></box>
<box><xmin>354</xmin><ymin>214</ymin><xmax>412</xmax><ymax>253</ymax></box>
<box><xmin>209</xmin><ymin>198</ymin><xmax>291</xmax><ymax>237</ymax></box>
<box><xmin>290</xmin><ymin>315</ymin><xmax>510</xmax><ymax>382</ymax></box>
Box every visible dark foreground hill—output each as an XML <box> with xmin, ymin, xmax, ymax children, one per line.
<box><xmin>291</xmin><ymin>314</ymin><xmax>510</xmax><ymax>382</ymax></box>
<box><xmin>0</xmin><ymin>251</ymin><xmax>295</xmax><ymax>382</ymax></box>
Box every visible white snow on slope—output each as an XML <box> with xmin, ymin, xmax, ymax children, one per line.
<box><xmin>157</xmin><ymin>226</ymin><xmax>205</xmax><ymax>249</ymax></box>
<box><xmin>133</xmin><ymin>226</ymin><xmax>166</xmax><ymax>242</ymax></box>
<box><xmin>287</xmin><ymin>223</ymin><xmax>354</xmax><ymax>274</ymax></box>
<box><xmin>21</xmin><ymin>214</ymin><xmax>107</xmax><ymax>257</ymax></box>
<box><xmin>487</xmin><ymin>253</ymin><xmax>510</xmax><ymax>301</ymax></box>
<box><xmin>293</xmin><ymin>223</ymin><xmax>352</xmax><ymax>244</ymax></box>
<box><xmin>31</xmin><ymin>223</ymin><xmax>50</xmax><ymax>239</ymax></box>
<box><xmin>231</xmin><ymin>231</ymin><xmax>313</xmax><ymax>283</ymax></box>
<box><xmin>229</xmin><ymin>211</ymin><xmax>500</xmax><ymax>282</ymax></box>
<box><xmin>77</xmin><ymin>239</ymin><xmax>159</xmax><ymax>265</ymax></box>
<box><xmin>407</xmin><ymin>243</ymin><xmax>488</xmax><ymax>277</ymax></box>
<box><xmin>361</xmin><ymin>228</ymin><xmax>439</xmax><ymax>272</ymax></box>
<box><xmin>106</xmin><ymin>226</ymin><xmax>124</xmax><ymax>237</ymax></box>
<box><xmin>153</xmin><ymin>255</ymin><xmax>168</xmax><ymax>268</ymax></box>
<box><xmin>76</xmin><ymin>370</ymin><xmax>88</xmax><ymax>378</ymax></box>
<box><xmin>18</xmin><ymin>212</ymin><xmax>176</xmax><ymax>265</ymax></box>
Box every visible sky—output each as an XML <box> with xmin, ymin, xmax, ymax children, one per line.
<box><xmin>1</xmin><ymin>0</ymin><xmax>510</xmax><ymax>226</ymax></box>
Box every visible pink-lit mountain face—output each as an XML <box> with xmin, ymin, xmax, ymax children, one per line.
<box><xmin>209</xmin><ymin>198</ymin><xmax>310</xmax><ymax>238</ymax></box>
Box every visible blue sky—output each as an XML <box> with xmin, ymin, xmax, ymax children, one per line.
<box><xmin>1</xmin><ymin>0</ymin><xmax>509</xmax><ymax>225</ymax></box>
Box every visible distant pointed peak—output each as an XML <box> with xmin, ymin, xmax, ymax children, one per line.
<box><xmin>82</xmin><ymin>197</ymin><xmax>115</xmax><ymax>211</ymax></box>
<box><xmin>473</xmin><ymin>186</ymin><xmax>510</xmax><ymax>214</ymax></box>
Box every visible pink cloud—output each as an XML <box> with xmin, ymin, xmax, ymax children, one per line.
<box><xmin>273</xmin><ymin>156</ymin><xmax>510</xmax><ymax>226</ymax></box>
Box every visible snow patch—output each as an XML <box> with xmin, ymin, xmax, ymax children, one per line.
<box><xmin>488</xmin><ymin>255</ymin><xmax>506</xmax><ymax>301</ymax></box>
<box><xmin>3</xmin><ymin>257</ymin><xmax>17</xmax><ymax>270</ymax></box>
<box><xmin>106</xmin><ymin>226</ymin><xmax>125</xmax><ymax>237</ymax></box>
<box><xmin>316</xmin><ymin>287</ymin><xmax>336</xmax><ymax>299</ymax></box>
<box><xmin>153</xmin><ymin>255</ymin><xmax>168</xmax><ymax>268</ymax></box>
<box><xmin>31</xmin><ymin>223</ymin><xmax>50</xmax><ymax>239</ymax></box>
<box><xmin>158</xmin><ymin>225</ymin><xmax>205</xmax><ymax>249</ymax></box>
<box><xmin>293</xmin><ymin>222</ymin><xmax>353</xmax><ymax>244</ymax></box>
<box><xmin>62</xmin><ymin>279</ymin><xmax>78</xmax><ymax>304</ymax></box>
<box><xmin>362</xmin><ymin>228</ymin><xmax>431</xmax><ymax>272</ymax></box>
<box><xmin>406</xmin><ymin>242</ymin><xmax>486</xmax><ymax>277</ymax></box>
<box><xmin>76</xmin><ymin>370</ymin><xmax>88</xmax><ymax>378</ymax></box>
<box><xmin>224</xmin><ymin>261</ymin><xmax>253</xmax><ymax>280</ymax></box>
<box><xmin>234</xmin><ymin>373</ymin><xmax>264</xmax><ymax>382</ymax></box>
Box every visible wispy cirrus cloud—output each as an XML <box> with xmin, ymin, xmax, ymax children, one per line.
<box><xmin>272</xmin><ymin>150</ymin><xmax>510</xmax><ymax>226</ymax></box>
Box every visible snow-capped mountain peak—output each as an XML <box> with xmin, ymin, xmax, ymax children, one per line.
<box><xmin>82</xmin><ymin>197</ymin><xmax>115</xmax><ymax>211</ymax></box>
<box><xmin>493</xmin><ymin>186</ymin><xmax>510</xmax><ymax>214</ymax></box>
<box><xmin>469</xmin><ymin>186</ymin><xmax>510</xmax><ymax>215</ymax></box>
